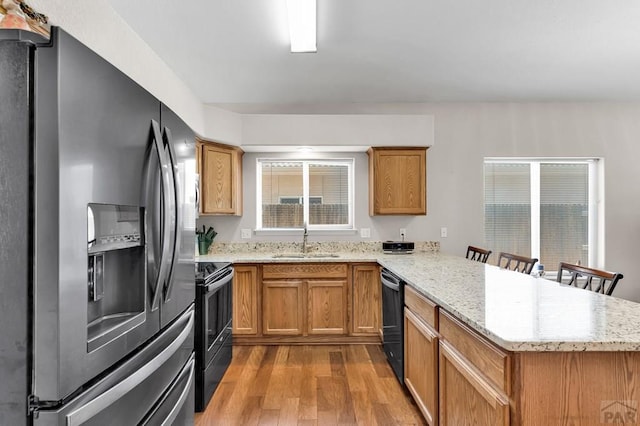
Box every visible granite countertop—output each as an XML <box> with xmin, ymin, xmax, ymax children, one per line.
<box><xmin>197</xmin><ymin>247</ymin><xmax>640</xmax><ymax>352</ymax></box>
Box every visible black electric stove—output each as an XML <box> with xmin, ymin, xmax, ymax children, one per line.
<box><xmin>194</xmin><ymin>261</ymin><xmax>233</xmax><ymax>411</ymax></box>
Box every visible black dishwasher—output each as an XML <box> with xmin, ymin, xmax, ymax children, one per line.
<box><xmin>381</xmin><ymin>268</ymin><xmax>405</xmax><ymax>384</ymax></box>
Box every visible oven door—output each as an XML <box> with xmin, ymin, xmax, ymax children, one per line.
<box><xmin>201</xmin><ymin>268</ymin><xmax>234</xmax><ymax>367</ymax></box>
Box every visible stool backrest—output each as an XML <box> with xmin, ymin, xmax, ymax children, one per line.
<box><xmin>556</xmin><ymin>262</ymin><xmax>623</xmax><ymax>296</ymax></box>
<box><xmin>466</xmin><ymin>246</ymin><xmax>492</xmax><ymax>263</ymax></box>
<box><xmin>497</xmin><ymin>252</ymin><xmax>538</xmax><ymax>274</ymax></box>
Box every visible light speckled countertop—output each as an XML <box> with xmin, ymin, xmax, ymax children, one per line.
<box><xmin>197</xmin><ymin>250</ymin><xmax>640</xmax><ymax>352</ymax></box>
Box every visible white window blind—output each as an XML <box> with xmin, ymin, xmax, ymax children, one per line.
<box><xmin>308</xmin><ymin>163</ymin><xmax>349</xmax><ymax>226</ymax></box>
<box><xmin>540</xmin><ymin>163</ymin><xmax>589</xmax><ymax>269</ymax></box>
<box><xmin>258</xmin><ymin>159</ymin><xmax>353</xmax><ymax>230</ymax></box>
<box><xmin>261</xmin><ymin>162</ymin><xmax>304</xmax><ymax>228</ymax></box>
<box><xmin>484</xmin><ymin>159</ymin><xmax>598</xmax><ymax>270</ymax></box>
<box><xmin>484</xmin><ymin>163</ymin><xmax>532</xmax><ymax>257</ymax></box>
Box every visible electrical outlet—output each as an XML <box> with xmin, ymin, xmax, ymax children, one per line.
<box><xmin>360</xmin><ymin>228</ymin><xmax>371</xmax><ymax>238</ymax></box>
<box><xmin>400</xmin><ymin>228</ymin><xmax>407</xmax><ymax>240</ymax></box>
<box><xmin>440</xmin><ymin>227</ymin><xmax>448</xmax><ymax>238</ymax></box>
<box><xmin>241</xmin><ymin>229</ymin><xmax>252</xmax><ymax>239</ymax></box>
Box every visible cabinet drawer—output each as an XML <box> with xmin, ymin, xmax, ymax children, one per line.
<box><xmin>262</xmin><ymin>263</ymin><xmax>347</xmax><ymax>279</ymax></box>
<box><xmin>439</xmin><ymin>310</ymin><xmax>511</xmax><ymax>394</ymax></box>
<box><xmin>404</xmin><ymin>308</ymin><xmax>439</xmax><ymax>425</ymax></box>
<box><xmin>405</xmin><ymin>285</ymin><xmax>438</xmax><ymax>330</ymax></box>
<box><xmin>439</xmin><ymin>340</ymin><xmax>510</xmax><ymax>426</ymax></box>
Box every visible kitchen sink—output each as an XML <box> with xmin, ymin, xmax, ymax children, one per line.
<box><xmin>305</xmin><ymin>253</ymin><xmax>340</xmax><ymax>258</ymax></box>
<box><xmin>271</xmin><ymin>253</ymin><xmax>340</xmax><ymax>259</ymax></box>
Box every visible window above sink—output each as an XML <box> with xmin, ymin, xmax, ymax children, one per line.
<box><xmin>256</xmin><ymin>158</ymin><xmax>355</xmax><ymax>231</ymax></box>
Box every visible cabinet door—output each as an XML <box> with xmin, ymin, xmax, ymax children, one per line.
<box><xmin>351</xmin><ymin>264</ymin><xmax>380</xmax><ymax>335</ymax></box>
<box><xmin>195</xmin><ymin>141</ymin><xmax>202</xmax><ymax>175</ymax></box>
<box><xmin>307</xmin><ymin>280</ymin><xmax>347</xmax><ymax>335</ymax></box>
<box><xmin>404</xmin><ymin>308</ymin><xmax>438</xmax><ymax>425</ymax></box>
<box><xmin>201</xmin><ymin>143</ymin><xmax>242</xmax><ymax>215</ymax></box>
<box><xmin>439</xmin><ymin>341</ymin><xmax>509</xmax><ymax>426</ymax></box>
<box><xmin>232</xmin><ymin>265</ymin><xmax>259</xmax><ymax>335</ymax></box>
<box><xmin>263</xmin><ymin>280</ymin><xmax>304</xmax><ymax>335</ymax></box>
<box><xmin>368</xmin><ymin>147</ymin><xmax>426</xmax><ymax>215</ymax></box>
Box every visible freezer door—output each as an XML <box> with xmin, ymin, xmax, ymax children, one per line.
<box><xmin>33</xmin><ymin>27</ymin><xmax>161</xmax><ymax>402</ymax></box>
<box><xmin>140</xmin><ymin>355</ymin><xmax>195</xmax><ymax>426</ymax></box>
<box><xmin>34</xmin><ymin>307</ymin><xmax>194</xmax><ymax>426</ymax></box>
<box><xmin>159</xmin><ymin>104</ymin><xmax>196</xmax><ymax>328</ymax></box>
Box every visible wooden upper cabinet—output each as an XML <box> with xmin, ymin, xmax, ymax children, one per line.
<box><xmin>368</xmin><ymin>147</ymin><xmax>427</xmax><ymax>215</ymax></box>
<box><xmin>198</xmin><ymin>139</ymin><xmax>243</xmax><ymax>215</ymax></box>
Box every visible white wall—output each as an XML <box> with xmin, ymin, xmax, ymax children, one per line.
<box><xmin>241</xmin><ymin>114</ymin><xmax>434</xmax><ymax>147</ymax></box>
<box><xmin>200</xmin><ymin>102</ymin><xmax>640</xmax><ymax>302</ymax></box>
<box><xmin>202</xmin><ymin>105</ymin><xmax>242</xmax><ymax>145</ymax></box>
<box><xmin>28</xmin><ymin>0</ymin><xmax>207</xmax><ymax>135</ymax></box>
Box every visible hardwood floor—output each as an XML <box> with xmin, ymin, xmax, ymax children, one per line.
<box><xmin>195</xmin><ymin>345</ymin><xmax>426</xmax><ymax>426</ymax></box>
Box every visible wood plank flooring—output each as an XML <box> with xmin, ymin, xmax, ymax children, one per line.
<box><xmin>195</xmin><ymin>345</ymin><xmax>426</xmax><ymax>426</ymax></box>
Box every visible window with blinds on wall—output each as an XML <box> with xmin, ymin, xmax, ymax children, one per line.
<box><xmin>258</xmin><ymin>159</ymin><xmax>354</xmax><ymax>230</ymax></box>
<box><xmin>484</xmin><ymin>159</ymin><xmax>599</xmax><ymax>271</ymax></box>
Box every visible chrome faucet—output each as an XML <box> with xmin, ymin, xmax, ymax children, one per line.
<box><xmin>302</xmin><ymin>222</ymin><xmax>308</xmax><ymax>254</ymax></box>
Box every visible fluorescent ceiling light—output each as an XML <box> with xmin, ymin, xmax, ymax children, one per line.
<box><xmin>286</xmin><ymin>0</ymin><xmax>316</xmax><ymax>53</ymax></box>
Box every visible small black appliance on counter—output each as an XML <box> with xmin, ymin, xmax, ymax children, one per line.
<box><xmin>382</xmin><ymin>241</ymin><xmax>415</xmax><ymax>254</ymax></box>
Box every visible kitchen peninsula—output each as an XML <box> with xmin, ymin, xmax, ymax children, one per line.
<box><xmin>198</xmin><ymin>243</ymin><xmax>640</xmax><ymax>425</ymax></box>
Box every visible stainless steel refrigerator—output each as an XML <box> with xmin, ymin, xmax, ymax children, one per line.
<box><xmin>0</xmin><ymin>27</ymin><xmax>197</xmax><ymax>425</ymax></box>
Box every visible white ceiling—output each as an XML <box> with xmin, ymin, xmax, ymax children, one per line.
<box><xmin>108</xmin><ymin>0</ymin><xmax>640</xmax><ymax>112</ymax></box>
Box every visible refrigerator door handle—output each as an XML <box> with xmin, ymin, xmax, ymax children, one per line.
<box><xmin>162</xmin><ymin>126</ymin><xmax>182</xmax><ymax>302</ymax></box>
<box><xmin>64</xmin><ymin>310</ymin><xmax>194</xmax><ymax>426</ymax></box>
<box><xmin>195</xmin><ymin>173</ymin><xmax>200</xmax><ymax>219</ymax></box>
<box><xmin>148</xmin><ymin>120</ymin><xmax>173</xmax><ymax>310</ymax></box>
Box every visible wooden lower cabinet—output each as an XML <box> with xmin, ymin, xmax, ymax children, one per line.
<box><xmin>404</xmin><ymin>289</ymin><xmax>509</xmax><ymax>425</ymax></box>
<box><xmin>261</xmin><ymin>264</ymin><xmax>350</xmax><ymax>339</ymax></box>
<box><xmin>399</xmin><ymin>285</ymin><xmax>640</xmax><ymax>426</ymax></box>
<box><xmin>404</xmin><ymin>308</ymin><xmax>439</xmax><ymax>425</ymax></box>
<box><xmin>351</xmin><ymin>264</ymin><xmax>380</xmax><ymax>335</ymax></box>
<box><xmin>308</xmin><ymin>280</ymin><xmax>347</xmax><ymax>335</ymax></box>
<box><xmin>232</xmin><ymin>265</ymin><xmax>259</xmax><ymax>335</ymax></box>
<box><xmin>262</xmin><ymin>279</ymin><xmax>347</xmax><ymax>336</ymax></box>
<box><xmin>262</xmin><ymin>280</ymin><xmax>304</xmax><ymax>335</ymax></box>
<box><xmin>439</xmin><ymin>340</ymin><xmax>510</xmax><ymax>426</ymax></box>
<box><xmin>234</xmin><ymin>262</ymin><xmax>380</xmax><ymax>343</ymax></box>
